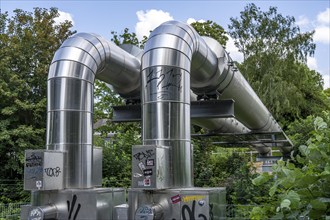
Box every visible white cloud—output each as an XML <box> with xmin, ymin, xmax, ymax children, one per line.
<box><xmin>135</xmin><ymin>9</ymin><xmax>173</xmax><ymax>40</ymax></box>
<box><xmin>186</xmin><ymin>18</ymin><xmax>206</xmax><ymax>24</ymax></box>
<box><xmin>298</xmin><ymin>8</ymin><xmax>329</xmax><ymax>89</ymax></box>
<box><xmin>307</xmin><ymin>56</ymin><xmax>318</xmax><ymax>71</ymax></box>
<box><xmin>296</xmin><ymin>15</ymin><xmax>310</xmax><ymax>29</ymax></box>
<box><xmin>296</xmin><ymin>8</ymin><xmax>329</xmax><ymax>44</ymax></box>
<box><xmin>323</xmin><ymin>73</ymin><xmax>329</xmax><ymax>89</ymax></box>
<box><xmin>314</xmin><ymin>8</ymin><xmax>330</xmax><ymax>44</ymax></box>
<box><xmin>307</xmin><ymin>56</ymin><xmax>330</xmax><ymax>89</ymax></box>
<box><xmin>54</xmin><ymin>10</ymin><xmax>74</xmax><ymax>26</ymax></box>
<box><xmin>225</xmin><ymin>34</ymin><xmax>244</xmax><ymax>63</ymax></box>
<box><xmin>317</xmin><ymin>8</ymin><xmax>330</xmax><ymax>25</ymax></box>
<box><xmin>314</xmin><ymin>26</ymin><xmax>330</xmax><ymax>44</ymax></box>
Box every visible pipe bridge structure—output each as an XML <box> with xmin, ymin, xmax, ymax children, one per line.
<box><xmin>22</xmin><ymin>21</ymin><xmax>292</xmax><ymax>220</ymax></box>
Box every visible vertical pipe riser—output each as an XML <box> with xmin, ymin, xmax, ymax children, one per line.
<box><xmin>141</xmin><ymin>21</ymin><xmax>220</xmax><ymax>187</ymax></box>
<box><xmin>142</xmin><ymin>65</ymin><xmax>192</xmax><ymax>187</ymax></box>
<box><xmin>47</xmin><ymin>76</ymin><xmax>94</xmax><ymax>188</ymax></box>
<box><xmin>46</xmin><ymin>33</ymin><xmax>142</xmax><ymax>189</ymax></box>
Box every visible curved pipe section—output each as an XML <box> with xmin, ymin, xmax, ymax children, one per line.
<box><xmin>47</xmin><ymin>33</ymin><xmax>141</xmax><ymax>188</ymax></box>
<box><xmin>142</xmin><ymin>21</ymin><xmax>289</xmax><ymax>163</ymax></box>
<box><xmin>142</xmin><ymin>20</ymin><xmax>239</xmax><ymax>187</ymax></box>
<box><xmin>198</xmin><ymin>37</ymin><xmax>292</xmax><ymax>154</ymax></box>
<box><xmin>142</xmin><ymin>21</ymin><xmax>204</xmax><ymax>187</ymax></box>
<box><xmin>193</xmin><ymin>37</ymin><xmax>281</xmax><ymax>133</ymax></box>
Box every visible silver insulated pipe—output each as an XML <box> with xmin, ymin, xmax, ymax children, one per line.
<box><xmin>142</xmin><ymin>20</ymin><xmax>290</xmax><ymax>181</ymax></box>
<box><xmin>191</xmin><ymin>36</ymin><xmax>281</xmax><ymax>133</ymax></box>
<box><xmin>191</xmin><ymin>37</ymin><xmax>288</xmax><ymax>154</ymax></box>
<box><xmin>47</xmin><ymin>33</ymin><xmax>141</xmax><ymax>188</ymax></box>
<box><xmin>141</xmin><ymin>21</ymin><xmax>223</xmax><ymax>187</ymax></box>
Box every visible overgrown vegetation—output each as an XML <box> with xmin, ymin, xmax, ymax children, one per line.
<box><xmin>251</xmin><ymin>113</ymin><xmax>330</xmax><ymax>219</ymax></box>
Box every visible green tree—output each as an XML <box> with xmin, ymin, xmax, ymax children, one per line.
<box><xmin>228</xmin><ymin>3</ymin><xmax>329</xmax><ymax>124</ymax></box>
<box><xmin>191</xmin><ymin>20</ymin><xmax>228</xmax><ymax>47</ymax></box>
<box><xmin>94</xmin><ymin>80</ymin><xmax>141</xmax><ymax>188</ymax></box>
<box><xmin>0</xmin><ymin>8</ymin><xmax>75</xmax><ymax>202</ymax></box>
<box><xmin>93</xmin><ymin>29</ymin><xmax>143</xmax><ymax>188</ymax></box>
<box><xmin>193</xmin><ymin>138</ymin><xmax>217</xmax><ymax>187</ymax></box>
<box><xmin>111</xmin><ymin>27</ymin><xmax>147</xmax><ymax>49</ymax></box>
<box><xmin>228</xmin><ymin>3</ymin><xmax>315</xmax><ymax>61</ymax></box>
<box><xmin>252</xmin><ymin>112</ymin><xmax>330</xmax><ymax>219</ymax></box>
<box><xmin>325</xmin><ymin>88</ymin><xmax>330</xmax><ymax>97</ymax></box>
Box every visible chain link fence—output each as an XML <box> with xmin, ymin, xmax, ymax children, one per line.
<box><xmin>0</xmin><ymin>203</ymin><xmax>317</xmax><ymax>220</ymax></box>
<box><xmin>0</xmin><ymin>203</ymin><xmax>25</xmax><ymax>220</ymax></box>
<box><xmin>223</xmin><ymin>204</ymin><xmax>256</xmax><ymax>219</ymax></box>
<box><xmin>1</xmin><ymin>203</ymin><xmax>257</xmax><ymax>220</ymax></box>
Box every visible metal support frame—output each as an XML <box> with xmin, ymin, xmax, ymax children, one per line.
<box><xmin>112</xmin><ymin>100</ymin><xmax>234</xmax><ymax>122</ymax></box>
<box><xmin>192</xmin><ymin>131</ymin><xmax>293</xmax><ymax>155</ymax></box>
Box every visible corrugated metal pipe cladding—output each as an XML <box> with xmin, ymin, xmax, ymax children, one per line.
<box><xmin>46</xmin><ymin>33</ymin><xmax>141</xmax><ymax>188</ymax></box>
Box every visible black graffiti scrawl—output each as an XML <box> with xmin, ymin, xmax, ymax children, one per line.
<box><xmin>182</xmin><ymin>200</ymin><xmax>207</xmax><ymax>220</ymax></box>
<box><xmin>67</xmin><ymin>194</ymin><xmax>81</xmax><ymax>220</ymax></box>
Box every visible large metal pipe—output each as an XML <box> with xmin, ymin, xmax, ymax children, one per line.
<box><xmin>47</xmin><ymin>33</ymin><xmax>141</xmax><ymax>188</ymax></box>
<box><xmin>141</xmin><ymin>21</ymin><xmax>226</xmax><ymax>187</ymax></box>
<box><xmin>191</xmin><ymin>36</ymin><xmax>281</xmax><ymax>133</ymax></box>
<box><xmin>190</xmin><ymin>92</ymin><xmax>251</xmax><ymax>133</ymax></box>
<box><xmin>190</xmin><ymin>93</ymin><xmax>272</xmax><ymax>155</ymax></box>
<box><xmin>142</xmin><ymin>20</ymin><xmax>288</xmax><ymax>171</ymax></box>
<box><xmin>192</xmin><ymin>37</ymin><xmax>289</xmax><ymax>154</ymax></box>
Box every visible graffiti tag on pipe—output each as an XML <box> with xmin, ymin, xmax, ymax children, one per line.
<box><xmin>133</xmin><ymin>149</ymin><xmax>155</xmax><ymax>161</ymax></box>
<box><xmin>44</xmin><ymin>167</ymin><xmax>61</xmax><ymax>177</ymax></box>
<box><xmin>146</xmin><ymin>68</ymin><xmax>182</xmax><ymax>92</ymax></box>
<box><xmin>26</xmin><ymin>153</ymin><xmax>42</xmax><ymax>167</ymax></box>
<box><xmin>67</xmin><ymin>194</ymin><xmax>81</xmax><ymax>220</ymax></box>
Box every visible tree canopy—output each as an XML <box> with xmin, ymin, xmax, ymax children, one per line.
<box><xmin>110</xmin><ymin>27</ymin><xmax>147</xmax><ymax>49</ymax></box>
<box><xmin>191</xmin><ymin>20</ymin><xmax>228</xmax><ymax>47</ymax></box>
<box><xmin>0</xmin><ymin>7</ymin><xmax>75</xmax><ymax>202</ymax></box>
<box><xmin>228</xmin><ymin>3</ymin><xmax>315</xmax><ymax>61</ymax></box>
<box><xmin>228</xmin><ymin>3</ymin><xmax>329</xmax><ymax>125</ymax></box>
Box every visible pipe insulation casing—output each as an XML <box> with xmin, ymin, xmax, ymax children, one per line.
<box><xmin>47</xmin><ymin>33</ymin><xmax>141</xmax><ymax>188</ymax></box>
<box><xmin>142</xmin><ymin>21</ymin><xmax>287</xmax><ymax>160</ymax></box>
<box><xmin>193</xmin><ymin>37</ymin><xmax>282</xmax><ymax>133</ymax></box>
<box><xmin>141</xmin><ymin>21</ymin><xmax>224</xmax><ymax>187</ymax></box>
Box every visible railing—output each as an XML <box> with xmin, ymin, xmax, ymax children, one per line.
<box><xmin>0</xmin><ymin>203</ymin><xmax>24</xmax><ymax>220</ymax></box>
<box><xmin>223</xmin><ymin>204</ymin><xmax>256</xmax><ymax>219</ymax></box>
<box><xmin>0</xmin><ymin>203</ymin><xmax>260</xmax><ymax>220</ymax></box>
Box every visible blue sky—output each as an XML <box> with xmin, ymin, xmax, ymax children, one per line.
<box><xmin>1</xmin><ymin>0</ymin><xmax>329</xmax><ymax>88</ymax></box>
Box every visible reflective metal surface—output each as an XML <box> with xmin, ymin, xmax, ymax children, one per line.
<box><xmin>199</xmin><ymin>37</ymin><xmax>282</xmax><ymax>133</ymax></box>
<box><xmin>142</xmin><ymin>21</ymin><xmax>204</xmax><ymax>187</ymax></box>
<box><xmin>201</xmin><ymin>37</ymin><xmax>290</xmax><ymax>153</ymax></box>
<box><xmin>142</xmin><ymin>20</ymin><xmax>281</xmax><ymax>187</ymax></box>
<box><xmin>131</xmin><ymin>145</ymin><xmax>170</xmax><ymax>189</ymax></box>
<box><xmin>191</xmin><ymin>93</ymin><xmax>250</xmax><ymax>134</ymax></box>
<box><xmin>22</xmin><ymin>188</ymin><xmax>126</xmax><ymax>219</ymax></box>
<box><xmin>192</xmin><ymin>36</ymin><xmax>290</xmax><ymax>153</ymax></box>
<box><xmin>128</xmin><ymin>187</ymin><xmax>226</xmax><ymax>220</ymax></box>
<box><xmin>47</xmin><ymin>33</ymin><xmax>141</xmax><ymax>188</ymax></box>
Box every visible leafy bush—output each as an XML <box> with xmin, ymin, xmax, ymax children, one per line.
<box><xmin>252</xmin><ymin>112</ymin><xmax>330</xmax><ymax>219</ymax></box>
